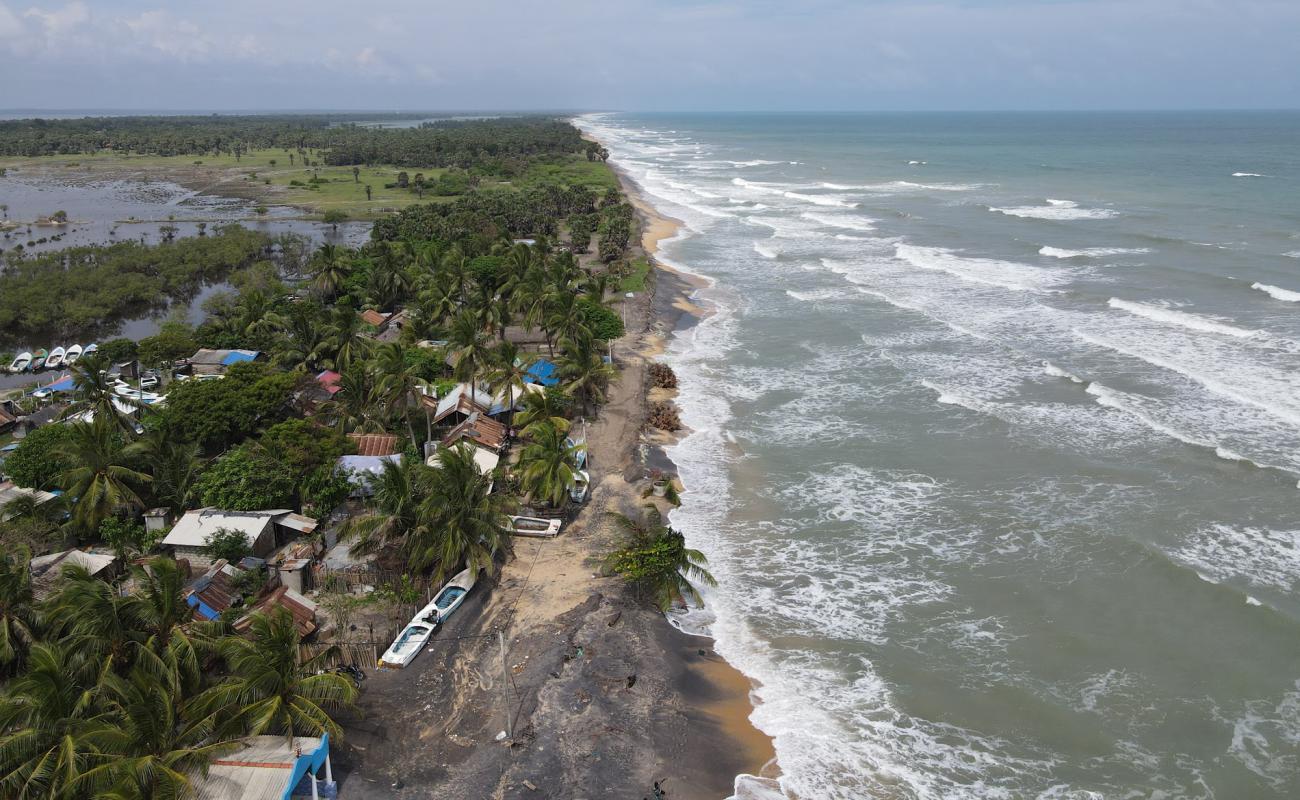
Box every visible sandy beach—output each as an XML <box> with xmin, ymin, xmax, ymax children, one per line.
<box><xmin>338</xmin><ymin>158</ymin><xmax>777</xmax><ymax>800</ymax></box>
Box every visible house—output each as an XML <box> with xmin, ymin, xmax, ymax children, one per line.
<box><xmin>187</xmin><ymin>734</ymin><xmax>335</xmax><ymax>800</ymax></box>
<box><xmin>525</xmin><ymin>358</ymin><xmax>560</xmax><ymax>387</ymax></box>
<box><xmin>11</xmin><ymin>404</ymin><xmax>65</xmax><ymax>439</ymax></box>
<box><xmin>29</xmin><ymin>549</ymin><xmax>119</xmax><ymax>600</ymax></box>
<box><xmin>359</xmin><ymin>309</ymin><xmax>390</xmax><ymax>328</ymax></box>
<box><xmin>426</xmin><ymin>441</ymin><xmax>500</xmax><ymax>476</ymax></box>
<box><xmin>423</xmin><ymin>382</ymin><xmax>531</xmax><ymax>426</ymax></box>
<box><xmin>235</xmin><ymin>585</ymin><xmax>319</xmax><ymax>638</ymax></box>
<box><xmin>187</xmin><ymin>349</ymin><xmax>263</xmax><ymax>376</ymax></box>
<box><xmin>0</xmin><ymin>403</ymin><xmax>17</xmax><ymax>434</ymax></box>
<box><xmin>185</xmin><ymin>560</ymin><xmax>244</xmax><ymax>620</ymax></box>
<box><xmin>375</xmin><ymin>309</ymin><xmax>410</xmax><ymax>343</ymax></box>
<box><xmin>161</xmin><ymin>509</ymin><xmax>317</xmax><ymax>570</ymax></box>
<box><xmin>441</xmin><ymin>412</ymin><xmax>507</xmax><ymax>452</ymax></box>
<box><xmin>347</xmin><ymin>432</ymin><xmax>401</xmax><ymax>457</ymax></box>
<box><xmin>293</xmin><ymin>370</ymin><xmax>342</xmax><ymax>414</ymax></box>
<box><xmin>0</xmin><ymin>482</ymin><xmax>58</xmax><ymax>518</ymax></box>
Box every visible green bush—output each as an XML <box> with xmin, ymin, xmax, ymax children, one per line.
<box><xmin>3</xmin><ymin>425</ymin><xmax>76</xmax><ymax>489</ymax></box>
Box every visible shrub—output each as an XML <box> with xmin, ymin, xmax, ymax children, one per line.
<box><xmin>2</xmin><ymin>425</ymin><xmax>76</xmax><ymax>489</ymax></box>
<box><xmin>204</xmin><ymin>527</ymin><xmax>252</xmax><ymax>564</ymax></box>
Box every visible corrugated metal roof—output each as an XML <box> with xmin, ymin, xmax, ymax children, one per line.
<box><xmin>347</xmin><ymin>432</ymin><xmax>402</xmax><ymax>457</ymax></box>
<box><xmin>441</xmin><ymin>413</ymin><xmax>507</xmax><ymax>451</ymax></box>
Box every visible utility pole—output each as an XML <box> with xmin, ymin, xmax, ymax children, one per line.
<box><xmin>498</xmin><ymin>628</ymin><xmax>514</xmax><ymax>741</ymax></box>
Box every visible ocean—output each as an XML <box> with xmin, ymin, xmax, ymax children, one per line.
<box><xmin>578</xmin><ymin>112</ymin><xmax>1300</xmax><ymax>799</ymax></box>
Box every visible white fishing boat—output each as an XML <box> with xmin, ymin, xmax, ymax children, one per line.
<box><xmin>111</xmin><ymin>380</ymin><xmax>162</xmax><ymax>404</ymax></box>
<box><xmin>7</xmin><ymin>352</ymin><xmax>32</xmax><ymax>373</ymax></box>
<box><xmin>63</xmin><ymin>344</ymin><xmax>83</xmax><ymax>365</ymax></box>
<box><xmin>44</xmin><ymin>346</ymin><xmax>66</xmax><ymax>370</ymax></box>
<box><xmin>504</xmin><ymin>515</ymin><xmax>563</xmax><ymax>538</ymax></box>
<box><xmin>82</xmin><ymin>343</ymin><xmax>98</xmax><ymax>359</ymax></box>
<box><xmin>378</xmin><ymin>568</ymin><xmax>478</xmax><ymax>668</ymax></box>
<box><xmin>570</xmin><ymin>469</ymin><xmax>590</xmax><ymax>504</ymax></box>
<box><xmin>28</xmin><ymin>349</ymin><xmax>47</xmax><ymax>372</ymax></box>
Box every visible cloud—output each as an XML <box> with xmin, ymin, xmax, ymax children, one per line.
<box><xmin>0</xmin><ymin>0</ymin><xmax>1297</xmax><ymax>110</ymax></box>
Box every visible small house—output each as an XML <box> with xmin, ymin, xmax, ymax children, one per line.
<box><xmin>29</xmin><ymin>549</ymin><xmax>120</xmax><ymax>600</ymax></box>
<box><xmin>160</xmin><ymin>508</ymin><xmax>317</xmax><ymax>570</ymax></box>
<box><xmin>347</xmin><ymin>432</ymin><xmax>402</xmax><ymax>457</ymax></box>
<box><xmin>441</xmin><ymin>412</ymin><xmax>507</xmax><ymax>452</ymax></box>
<box><xmin>187</xmin><ymin>348</ymin><xmax>263</xmax><ymax>377</ymax></box>
<box><xmin>186</xmin><ymin>734</ymin><xmax>335</xmax><ymax>800</ymax></box>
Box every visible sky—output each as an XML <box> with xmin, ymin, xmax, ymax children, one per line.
<box><xmin>0</xmin><ymin>0</ymin><xmax>1298</xmax><ymax>111</ymax></box>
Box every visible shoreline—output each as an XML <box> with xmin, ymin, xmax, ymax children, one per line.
<box><xmin>610</xmin><ymin>156</ymin><xmax>783</xmax><ymax>797</ymax></box>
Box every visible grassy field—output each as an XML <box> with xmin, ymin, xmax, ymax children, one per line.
<box><xmin>617</xmin><ymin>256</ymin><xmax>653</xmax><ymax>293</ymax></box>
<box><xmin>0</xmin><ymin>147</ymin><xmax>619</xmax><ymax>219</ymax></box>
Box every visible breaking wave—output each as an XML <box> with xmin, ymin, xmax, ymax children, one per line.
<box><xmin>1107</xmin><ymin>298</ymin><xmax>1259</xmax><ymax>338</ymax></box>
<box><xmin>991</xmin><ymin>199</ymin><xmax>1118</xmax><ymax>221</ymax></box>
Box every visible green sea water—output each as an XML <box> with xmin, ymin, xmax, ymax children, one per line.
<box><xmin>581</xmin><ymin>112</ymin><xmax>1300</xmax><ymax>799</ymax></box>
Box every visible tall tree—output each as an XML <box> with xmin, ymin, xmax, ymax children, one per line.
<box><xmin>517</xmin><ymin>421</ymin><xmax>583</xmax><ymax>508</ymax></box>
<box><xmin>411</xmin><ymin>444</ymin><xmax>511</xmax><ymax>579</ymax></box>
<box><xmin>604</xmin><ymin>508</ymin><xmax>717</xmax><ymax>611</ymax></box>
<box><xmin>53</xmin><ymin>419</ymin><xmax>151</xmax><ymax>537</ymax></box>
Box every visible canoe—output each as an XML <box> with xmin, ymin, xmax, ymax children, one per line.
<box><xmin>44</xmin><ymin>347</ymin><xmax>66</xmax><ymax>370</ymax></box>
<box><xmin>504</xmin><ymin>515</ymin><xmax>563</xmax><ymax>538</ymax></box>
<box><xmin>570</xmin><ymin>469</ymin><xmax>591</xmax><ymax>504</ymax></box>
<box><xmin>63</xmin><ymin>344</ymin><xmax>83</xmax><ymax>365</ymax></box>
<box><xmin>378</xmin><ymin>568</ymin><xmax>478</xmax><ymax>668</ymax></box>
<box><xmin>7</xmin><ymin>352</ymin><xmax>31</xmax><ymax>373</ymax></box>
<box><xmin>29</xmin><ymin>349</ymin><xmax>47</xmax><ymax>371</ymax></box>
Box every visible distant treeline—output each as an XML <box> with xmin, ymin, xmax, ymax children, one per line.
<box><xmin>0</xmin><ymin>226</ymin><xmax>271</xmax><ymax>343</ymax></box>
<box><xmin>0</xmin><ymin>115</ymin><xmax>606</xmax><ymax>174</ymax></box>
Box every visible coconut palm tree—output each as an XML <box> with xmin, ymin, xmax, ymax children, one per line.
<box><xmin>53</xmin><ymin>418</ymin><xmax>151</xmax><ymax>537</ymax></box>
<box><xmin>135</xmin><ymin>428</ymin><xmax>203</xmax><ymax>519</ymax></box>
<box><xmin>486</xmin><ymin>342</ymin><xmax>535</xmax><ymax>430</ymax></box>
<box><xmin>273</xmin><ymin>302</ymin><xmax>330</xmax><ymax>373</ymax></box>
<box><xmin>374</xmin><ymin>342</ymin><xmax>425</xmax><ymax>450</ymax></box>
<box><xmin>73</xmin><ymin>656</ymin><xmax>239</xmax><ymax>800</ymax></box>
<box><xmin>411</xmin><ymin>444</ymin><xmax>511</xmax><ymax>579</ymax></box>
<box><xmin>514</xmin><ymin>386</ymin><xmax>571</xmax><ymax>434</ymax></box>
<box><xmin>449</xmin><ymin>310</ymin><xmax>491</xmax><ymax>396</ymax></box>
<box><xmin>65</xmin><ymin>352</ymin><xmax>135</xmax><ymax>433</ymax></box>
<box><xmin>558</xmin><ymin>335</ymin><xmax>615</xmax><ymax>416</ymax></box>
<box><xmin>45</xmin><ymin>564</ymin><xmax>147</xmax><ymax>672</ymax></box>
<box><xmin>196</xmin><ymin>609</ymin><xmax>357</xmax><ymax>741</ymax></box>
<box><xmin>517</xmin><ymin>421</ymin><xmax>583</xmax><ymax>508</ymax></box>
<box><xmin>323</xmin><ymin>305</ymin><xmax>369</xmax><ymax>370</ymax></box>
<box><xmin>0</xmin><ymin>643</ymin><xmax>115</xmax><ymax>799</ymax></box>
<box><xmin>604</xmin><ymin>508</ymin><xmax>716</xmax><ymax>611</ymax></box>
<box><xmin>0</xmin><ymin>547</ymin><xmax>36</xmax><ymax>675</ymax></box>
<box><xmin>324</xmin><ymin>363</ymin><xmax>381</xmax><ymax>434</ymax></box>
<box><xmin>312</xmin><ymin>244</ymin><xmax>349</xmax><ymax>299</ymax></box>
<box><xmin>342</xmin><ymin>456</ymin><xmax>429</xmax><ymax>559</ymax></box>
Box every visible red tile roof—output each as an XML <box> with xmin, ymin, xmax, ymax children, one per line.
<box><xmin>315</xmin><ymin>370</ymin><xmax>342</xmax><ymax>396</ymax></box>
<box><xmin>441</xmin><ymin>413</ymin><xmax>507</xmax><ymax>451</ymax></box>
<box><xmin>348</xmin><ymin>432</ymin><xmax>402</xmax><ymax>457</ymax></box>
<box><xmin>359</xmin><ymin>309</ymin><xmax>389</xmax><ymax>327</ymax></box>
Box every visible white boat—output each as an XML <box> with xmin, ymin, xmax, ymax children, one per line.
<box><xmin>504</xmin><ymin>515</ymin><xmax>563</xmax><ymax>538</ymax></box>
<box><xmin>63</xmin><ymin>344</ymin><xmax>83</xmax><ymax>365</ymax></box>
<box><xmin>566</xmin><ymin>435</ymin><xmax>588</xmax><ymax>470</ymax></box>
<box><xmin>111</xmin><ymin>381</ymin><xmax>162</xmax><ymax>404</ymax></box>
<box><xmin>44</xmin><ymin>346</ymin><xmax>65</xmax><ymax>370</ymax></box>
<box><xmin>7</xmin><ymin>352</ymin><xmax>31</xmax><ymax>373</ymax></box>
<box><xmin>570</xmin><ymin>469</ymin><xmax>590</xmax><ymax>504</ymax></box>
<box><xmin>82</xmin><ymin>343</ymin><xmax>98</xmax><ymax>359</ymax></box>
<box><xmin>378</xmin><ymin>568</ymin><xmax>478</xmax><ymax>668</ymax></box>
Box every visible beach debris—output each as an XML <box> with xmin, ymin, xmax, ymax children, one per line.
<box><xmin>648</xmin><ymin>401</ymin><xmax>681</xmax><ymax>431</ymax></box>
<box><xmin>523</xmin><ymin>779</ymin><xmax>538</xmax><ymax>791</ymax></box>
<box><xmin>495</xmin><ymin>730</ymin><xmax>508</xmax><ymax>741</ymax></box>
<box><xmin>626</xmin><ymin>674</ymin><xmax>637</xmax><ymax>688</ymax></box>
<box><xmin>648</xmin><ymin>362</ymin><xmax>678</xmax><ymax>389</ymax></box>
<box><xmin>606</xmin><ymin>610</ymin><xmax>622</xmax><ymax>627</ymax></box>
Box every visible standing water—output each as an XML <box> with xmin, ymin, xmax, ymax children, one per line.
<box><xmin>580</xmin><ymin>112</ymin><xmax>1300</xmax><ymax>799</ymax></box>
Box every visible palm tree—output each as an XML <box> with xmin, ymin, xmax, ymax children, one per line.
<box><xmin>196</xmin><ymin>609</ymin><xmax>357</xmax><ymax>741</ymax></box>
<box><xmin>66</xmin><ymin>352</ymin><xmax>134</xmax><ymax>433</ymax></box>
<box><xmin>0</xmin><ymin>547</ymin><xmax>36</xmax><ymax>675</ymax></box>
<box><xmin>514</xmin><ymin>386</ymin><xmax>571</xmax><ymax>434</ymax></box>
<box><xmin>0</xmin><ymin>643</ymin><xmax>115</xmax><ymax>799</ymax></box>
<box><xmin>323</xmin><ymin>305</ymin><xmax>369</xmax><ymax>370</ymax></box>
<box><xmin>46</xmin><ymin>564</ymin><xmax>146</xmax><ymax>672</ymax></box>
<box><xmin>273</xmin><ymin>302</ymin><xmax>330</xmax><ymax>373</ymax></box>
<box><xmin>558</xmin><ymin>335</ymin><xmax>615</xmax><ymax>416</ymax></box>
<box><xmin>517</xmin><ymin>421</ymin><xmax>583</xmax><ymax>508</ymax></box>
<box><xmin>374</xmin><ymin>342</ymin><xmax>425</xmax><ymax>450</ymax></box>
<box><xmin>486</xmin><ymin>342</ymin><xmax>535</xmax><ymax>430</ymax></box>
<box><xmin>74</xmin><ymin>656</ymin><xmax>239</xmax><ymax>800</ymax></box>
<box><xmin>342</xmin><ymin>456</ymin><xmax>428</xmax><ymax>558</ymax></box>
<box><xmin>53</xmin><ymin>418</ymin><xmax>151</xmax><ymax>536</ymax></box>
<box><xmin>604</xmin><ymin>508</ymin><xmax>716</xmax><ymax>611</ymax></box>
<box><xmin>325</xmin><ymin>363</ymin><xmax>380</xmax><ymax>434</ymax></box>
<box><xmin>136</xmin><ymin>428</ymin><xmax>203</xmax><ymax>519</ymax></box>
<box><xmin>449</xmin><ymin>310</ymin><xmax>491</xmax><ymax>396</ymax></box>
<box><xmin>410</xmin><ymin>444</ymin><xmax>511</xmax><ymax>579</ymax></box>
<box><xmin>312</xmin><ymin>244</ymin><xmax>349</xmax><ymax>299</ymax></box>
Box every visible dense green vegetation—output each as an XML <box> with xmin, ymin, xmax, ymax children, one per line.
<box><xmin>0</xmin><ymin>552</ymin><xmax>357</xmax><ymax>798</ymax></box>
<box><xmin>0</xmin><ymin>115</ymin><xmax>607</xmax><ymax>175</ymax></box>
<box><xmin>0</xmin><ymin>226</ymin><xmax>271</xmax><ymax>344</ymax></box>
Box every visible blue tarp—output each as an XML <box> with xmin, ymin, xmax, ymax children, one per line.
<box><xmin>41</xmin><ymin>376</ymin><xmax>75</xmax><ymax>393</ymax></box>
<box><xmin>525</xmin><ymin>359</ymin><xmax>559</xmax><ymax>387</ymax></box>
<box><xmin>221</xmin><ymin>350</ymin><xmax>259</xmax><ymax>366</ymax></box>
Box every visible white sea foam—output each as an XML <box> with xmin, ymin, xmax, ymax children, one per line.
<box><xmin>1106</xmin><ymin>298</ymin><xmax>1259</xmax><ymax>338</ymax></box>
<box><xmin>821</xmin><ymin>180</ymin><xmax>978</xmax><ymax>192</ymax></box>
<box><xmin>1252</xmin><ymin>282</ymin><xmax>1300</xmax><ymax>302</ymax></box>
<box><xmin>1043</xmin><ymin>361</ymin><xmax>1084</xmax><ymax>383</ymax></box>
<box><xmin>1039</xmin><ymin>246</ymin><xmax>1151</xmax><ymax>259</ymax></box>
<box><xmin>732</xmin><ymin>178</ymin><xmax>860</xmax><ymax>208</ymax></box>
<box><xmin>1232</xmin><ymin>172</ymin><xmax>1267</xmax><ymax>178</ymax></box>
<box><xmin>991</xmin><ymin>199</ymin><xmax>1118</xmax><ymax>221</ymax></box>
<box><xmin>895</xmin><ymin>243</ymin><xmax>1067</xmax><ymax>292</ymax></box>
<box><xmin>1284</xmin><ymin>251</ymin><xmax>1300</xmax><ymax>259</ymax></box>
<box><xmin>1174</xmin><ymin>525</ymin><xmax>1300</xmax><ymax>594</ymax></box>
<box><xmin>753</xmin><ymin>241</ymin><xmax>780</xmax><ymax>259</ymax></box>
<box><xmin>800</xmin><ymin>211</ymin><xmax>877</xmax><ymax>231</ymax></box>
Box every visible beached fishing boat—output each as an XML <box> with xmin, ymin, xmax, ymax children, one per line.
<box><xmin>7</xmin><ymin>352</ymin><xmax>32</xmax><ymax>373</ymax></box>
<box><xmin>570</xmin><ymin>469</ymin><xmax>591</xmax><ymax>504</ymax></box>
<box><xmin>44</xmin><ymin>347</ymin><xmax>66</xmax><ymax>370</ymax></box>
<box><xmin>29</xmin><ymin>349</ymin><xmax>47</xmax><ymax>371</ymax></box>
<box><xmin>504</xmin><ymin>515</ymin><xmax>563</xmax><ymax>538</ymax></box>
<box><xmin>63</xmin><ymin>344</ymin><xmax>83</xmax><ymax>365</ymax></box>
<box><xmin>378</xmin><ymin>568</ymin><xmax>479</xmax><ymax>668</ymax></box>
<box><xmin>82</xmin><ymin>343</ymin><xmax>98</xmax><ymax>359</ymax></box>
